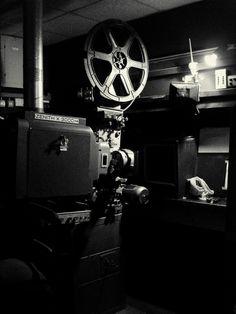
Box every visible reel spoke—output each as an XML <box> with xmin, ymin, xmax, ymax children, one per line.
<box><xmin>84</xmin><ymin>19</ymin><xmax>149</xmax><ymax>103</ymax></box>
<box><xmin>91</xmin><ymin>50</ymin><xmax>111</xmax><ymax>62</ymax></box>
<box><xmin>105</xmin><ymin>28</ymin><xmax>118</xmax><ymax>49</ymax></box>
<box><xmin>129</xmin><ymin>59</ymin><xmax>146</xmax><ymax>70</ymax></box>
<box><xmin>103</xmin><ymin>69</ymin><xmax>118</xmax><ymax>90</ymax></box>
<box><xmin>124</xmin><ymin>34</ymin><xmax>135</xmax><ymax>52</ymax></box>
<box><xmin>120</xmin><ymin>70</ymin><xmax>134</xmax><ymax>95</ymax></box>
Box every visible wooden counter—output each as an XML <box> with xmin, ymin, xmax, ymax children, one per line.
<box><xmin>154</xmin><ymin>197</ymin><xmax>226</xmax><ymax>232</ymax></box>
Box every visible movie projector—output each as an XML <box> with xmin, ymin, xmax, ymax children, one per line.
<box><xmin>0</xmin><ymin>19</ymin><xmax>149</xmax><ymax>222</ymax></box>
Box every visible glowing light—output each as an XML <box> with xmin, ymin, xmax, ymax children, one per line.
<box><xmin>183</xmin><ymin>74</ymin><xmax>194</xmax><ymax>83</ymax></box>
<box><xmin>188</xmin><ymin>61</ymin><xmax>198</xmax><ymax>76</ymax></box>
<box><xmin>204</xmin><ymin>53</ymin><xmax>217</xmax><ymax>67</ymax></box>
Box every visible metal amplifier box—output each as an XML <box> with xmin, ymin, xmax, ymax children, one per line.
<box><xmin>0</xmin><ymin>111</ymin><xmax>99</xmax><ymax>199</ymax></box>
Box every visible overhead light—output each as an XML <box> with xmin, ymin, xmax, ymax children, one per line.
<box><xmin>204</xmin><ymin>53</ymin><xmax>217</xmax><ymax>67</ymax></box>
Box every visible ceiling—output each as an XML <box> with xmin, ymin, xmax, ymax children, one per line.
<box><xmin>0</xmin><ymin>0</ymin><xmax>203</xmax><ymax>46</ymax></box>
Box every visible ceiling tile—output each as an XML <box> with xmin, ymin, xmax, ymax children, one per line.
<box><xmin>0</xmin><ymin>0</ymin><xmax>204</xmax><ymax>46</ymax></box>
<box><xmin>44</xmin><ymin>13</ymin><xmax>97</xmax><ymax>38</ymax></box>
<box><xmin>0</xmin><ymin>7</ymin><xmax>22</xmax><ymax>25</ymax></box>
<box><xmin>43</xmin><ymin>8</ymin><xmax>65</xmax><ymax>22</ymax></box>
<box><xmin>44</xmin><ymin>0</ymin><xmax>102</xmax><ymax>12</ymax></box>
<box><xmin>135</xmin><ymin>0</ymin><xmax>202</xmax><ymax>11</ymax></box>
<box><xmin>73</xmin><ymin>0</ymin><xmax>156</xmax><ymax>22</ymax></box>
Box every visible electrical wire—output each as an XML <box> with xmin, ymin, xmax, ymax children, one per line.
<box><xmin>121</xmin><ymin>97</ymin><xmax>136</xmax><ymax>112</ymax></box>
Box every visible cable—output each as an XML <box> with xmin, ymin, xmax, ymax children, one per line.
<box><xmin>121</xmin><ymin>97</ymin><xmax>136</xmax><ymax>112</ymax></box>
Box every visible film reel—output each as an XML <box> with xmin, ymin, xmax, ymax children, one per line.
<box><xmin>84</xmin><ymin>19</ymin><xmax>149</xmax><ymax>105</ymax></box>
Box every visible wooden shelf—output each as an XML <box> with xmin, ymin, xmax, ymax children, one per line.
<box><xmin>127</xmin><ymin>91</ymin><xmax>236</xmax><ymax>114</ymax></box>
<box><xmin>198</xmin><ymin>100</ymin><xmax>235</xmax><ymax>110</ymax></box>
<box><xmin>200</xmin><ymin>88</ymin><xmax>236</xmax><ymax>98</ymax></box>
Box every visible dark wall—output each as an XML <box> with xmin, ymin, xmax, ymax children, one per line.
<box><xmin>44</xmin><ymin>34</ymin><xmax>88</xmax><ymax>116</ymax></box>
<box><xmin>130</xmin><ymin>0</ymin><xmax>236</xmax><ymax>59</ymax></box>
<box><xmin>45</xmin><ymin>0</ymin><xmax>236</xmax><ymax>115</ymax></box>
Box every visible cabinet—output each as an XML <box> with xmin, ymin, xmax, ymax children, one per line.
<box><xmin>73</xmin><ymin>214</ymin><xmax>125</xmax><ymax>314</ymax></box>
<box><xmin>0</xmin><ymin>35</ymin><xmax>23</xmax><ymax>88</ymax></box>
<box><xmin>31</xmin><ymin>212</ymin><xmax>125</xmax><ymax>314</ymax></box>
